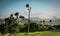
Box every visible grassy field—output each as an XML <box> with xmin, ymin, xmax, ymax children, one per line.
<box><xmin>0</xmin><ymin>31</ymin><xmax>60</xmax><ymax>36</ymax></box>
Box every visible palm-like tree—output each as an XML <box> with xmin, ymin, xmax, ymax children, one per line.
<box><xmin>15</xmin><ymin>12</ymin><xmax>19</xmax><ymax>19</ymax></box>
<box><xmin>26</xmin><ymin>3</ymin><xmax>31</xmax><ymax>32</ymax></box>
<box><xmin>10</xmin><ymin>14</ymin><xmax>13</xmax><ymax>17</ymax></box>
<box><xmin>43</xmin><ymin>20</ymin><xmax>45</xmax><ymax>24</ymax></box>
<box><xmin>49</xmin><ymin>19</ymin><xmax>52</xmax><ymax>25</ymax></box>
<box><xmin>26</xmin><ymin>4</ymin><xmax>29</xmax><ymax>8</ymax></box>
<box><xmin>10</xmin><ymin>14</ymin><xmax>14</xmax><ymax>19</ymax></box>
<box><xmin>40</xmin><ymin>21</ymin><xmax>42</xmax><ymax>24</ymax></box>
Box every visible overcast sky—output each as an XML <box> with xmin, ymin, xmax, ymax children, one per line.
<box><xmin>0</xmin><ymin>0</ymin><xmax>60</xmax><ymax>19</ymax></box>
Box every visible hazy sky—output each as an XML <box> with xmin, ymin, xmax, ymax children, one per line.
<box><xmin>0</xmin><ymin>0</ymin><xmax>60</xmax><ymax>19</ymax></box>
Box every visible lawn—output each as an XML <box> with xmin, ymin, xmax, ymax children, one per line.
<box><xmin>0</xmin><ymin>31</ymin><xmax>60</xmax><ymax>36</ymax></box>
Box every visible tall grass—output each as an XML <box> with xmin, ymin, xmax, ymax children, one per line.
<box><xmin>0</xmin><ymin>31</ymin><xmax>60</xmax><ymax>36</ymax></box>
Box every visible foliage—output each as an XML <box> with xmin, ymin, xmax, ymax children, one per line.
<box><xmin>0</xmin><ymin>14</ymin><xmax>19</xmax><ymax>35</ymax></box>
<box><xmin>47</xmin><ymin>26</ymin><xmax>56</xmax><ymax>31</ymax></box>
<box><xmin>0</xmin><ymin>24</ymin><xmax>8</xmax><ymax>34</ymax></box>
<box><xmin>38</xmin><ymin>24</ymin><xmax>48</xmax><ymax>31</ymax></box>
<box><xmin>29</xmin><ymin>22</ymin><xmax>39</xmax><ymax>32</ymax></box>
<box><xmin>19</xmin><ymin>15</ymin><xmax>24</xmax><ymax>19</ymax></box>
<box><xmin>19</xmin><ymin>22</ymin><xmax>56</xmax><ymax>32</ymax></box>
<box><xmin>15</xmin><ymin>12</ymin><xmax>19</xmax><ymax>19</ymax></box>
<box><xmin>53</xmin><ymin>25</ymin><xmax>60</xmax><ymax>30</ymax></box>
<box><xmin>0</xmin><ymin>12</ymin><xmax>60</xmax><ymax>34</ymax></box>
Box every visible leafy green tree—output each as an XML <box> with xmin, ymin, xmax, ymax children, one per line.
<box><xmin>0</xmin><ymin>23</ymin><xmax>8</xmax><ymax>36</ymax></box>
<box><xmin>19</xmin><ymin>15</ymin><xmax>24</xmax><ymax>19</ymax></box>
<box><xmin>47</xmin><ymin>26</ymin><xmax>56</xmax><ymax>31</ymax></box>
<box><xmin>29</xmin><ymin>22</ymin><xmax>39</xmax><ymax>32</ymax></box>
<box><xmin>8</xmin><ymin>16</ymin><xmax>19</xmax><ymax>36</ymax></box>
<box><xmin>20</xmin><ymin>22</ymin><xmax>39</xmax><ymax>32</ymax></box>
<box><xmin>38</xmin><ymin>24</ymin><xmax>48</xmax><ymax>31</ymax></box>
<box><xmin>0</xmin><ymin>18</ymin><xmax>9</xmax><ymax>36</ymax></box>
<box><xmin>4</xmin><ymin>14</ymin><xmax>19</xmax><ymax>36</ymax></box>
<box><xmin>53</xmin><ymin>25</ymin><xmax>60</xmax><ymax>30</ymax></box>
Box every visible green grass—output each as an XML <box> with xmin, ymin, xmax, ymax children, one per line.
<box><xmin>18</xmin><ymin>31</ymin><xmax>60</xmax><ymax>36</ymax></box>
<box><xmin>0</xmin><ymin>31</ymin><xmax>60</xmax><ymax>36</ymax></box>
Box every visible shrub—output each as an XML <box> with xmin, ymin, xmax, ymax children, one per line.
<box><xmin>53</xmin><ymin>25</ymin><xmax>60</xmax><ymax>30</ymax></box>
<box><xmin>47</xmin><ymin>26</ymin><xmax>56</xmax><ymax>31</ymax></box>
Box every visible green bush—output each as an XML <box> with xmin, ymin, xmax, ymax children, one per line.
<box><xmin>29</xmin><ymin>22</ymin><xmax>39</xmax><ymax>32</ymax></box>
<box><xmin>47</xmin><ymin>26</ymin><xmax>56</xmax><ymax>31</ymax></box>
<box><xmin>0</xmin><ymin>24</ymin><xmax>8</xmax><ymax>34</ymax></box>
<box><xmin>53</xmin><ymin>25</ymin><xmax>60</xmax><ymax>30</ymax></box>
<box><xmin>38</xmin><ymin>24</ymin><xmax>48</xmax><ymax>31</ymax></box>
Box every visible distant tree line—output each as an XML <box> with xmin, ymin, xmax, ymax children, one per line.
<box><xmin>0</xmin><ymin>12</ymin><xmax>60</xmax><ymax>36</ymax></box>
